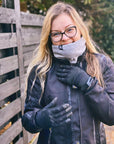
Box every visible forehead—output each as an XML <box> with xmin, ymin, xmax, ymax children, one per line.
<box><xmin>51</xmin><ymin>13</ymin><xmax>75</xmax><ymax>31</ymax></box>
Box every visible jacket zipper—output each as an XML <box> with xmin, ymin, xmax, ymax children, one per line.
<box><xmin>67</xmin><ymin>86</ymin><xmax>74</xmax><ymax>144</ymax></box>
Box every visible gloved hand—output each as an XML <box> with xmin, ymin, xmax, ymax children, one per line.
<box><xmin>56</xmin><ymin>64</ymin><xmax>93</xmax><ymax>91</ymax></box>
<box><xmin>35</xmin><ymin>97</ymin><xmax>72</xmax><ymax>128</ymax></box>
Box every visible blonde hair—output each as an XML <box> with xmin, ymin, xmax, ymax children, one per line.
<box><xmin>26</xmin><ymin>2</ymin><xmax>104</xmax><ymax>98</ymax></box>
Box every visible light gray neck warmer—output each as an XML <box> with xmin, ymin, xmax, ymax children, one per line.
<box><xmin>52</xmin><ymin>37</ymin><xmax>86</xmax><ymax>64</ymax></box>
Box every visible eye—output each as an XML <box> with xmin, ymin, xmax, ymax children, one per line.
<box><xmin>66</xmin><ymin>27</ymin><xmax>74</xmax><ymax>33</ymax></box>
<box><xmin>51</xmin><ymin>32</ymin><xmax>61</xmax><ymax>37</ymax></box>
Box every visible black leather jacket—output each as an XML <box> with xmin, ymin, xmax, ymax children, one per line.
<box><xmin>22</xmin><ymin>54</ymin><xmax>114</xmax><ymax>144</ymax></box>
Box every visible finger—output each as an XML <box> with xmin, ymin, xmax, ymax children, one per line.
<box><xmin>60</xmin><ymin>111</ymin><xmax>72</xmax><ymax>121</ymax></box>
<box><xmin>56</xmin><ymin>68</ymin><xmax>70</xmax><ymax>73</ymax></box>
<box><xmin>45</xmin><ymin>97</ymin><xmax>58</xmax><ymax>109</ymax></box>
<box><xmin>57</xmin><ymin>77</ymin><xmax>66</xmax><ymax>83</ymax></box>
<box><xmin>51</xmin><ymin>103</ymin><xmax>70</xmax><ymax>114</ymax></box>
<box><xmin>53</xmin><ymin>105</ymin><xmax>72</xmax><ymax>118</ymax></box>
<box><xmin>53</xmin><ymin>111</ymin><xmax>72</xmax><ymax>123</ymax></box>
<box><xmin>52</xmin><ymin>113</ymin><xmax>72</xmax><ymax>127</ymax></box>
<box><xmin>59</xmin><ymin>65</ymin><xmax>71</xmax><ymax>69</ymax></box>
<box><xmin>56</xmin><ymin>72</ymin><xmax>68</xmax><ymax>78</ymax></box>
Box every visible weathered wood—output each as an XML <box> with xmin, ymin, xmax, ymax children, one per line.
<box><xmin>0</xmin><ymin>98</ymin><xmax>21</xmax><ymax>127</ymax></box>
<box><xmin>27</xmin><ymin>132</ymin><xmax>39</xmax><ymax>143</ymax></box>
<box><xmin>0</xmin><ymin>7</ymin><xmax>44</xmax><ymax>25</ymax></box>
<box><xmin>0</xmin><ymin>77</ymin><xmax>19</xmax><ymax>101</ymax></box>
<box><xmin>28</xmin><ymin>132</ymin><xmax>34</xmax><ymax>143</ymax></box>
<box><xmin>14</xmin><ymin>1</ymin><xmax>28</xmax><ymax>144</ymax></box>
<box><xmin>19</xmin><ymin>74</ymin><xmax>27</xmax><ymax>104</ymax></box>
<box><xmin>0</xmin><ymin>119</ymin><xmax>22</xmax><ymax>144</ymax></box>
<box><xmin>14</xmin><ymin>0</ymin><xmax>24</xmax><ymax>79</ymax></box>
<box><xmin>21</xmin><ymin>12</ymin><xmax>44</xmax><ymax>26</ymax></box>
<box><xmin>21</xmin><ymin>26</ymin><xmax>42</xmax><ymax>34</ymax></box>
<box><xmin>15</xmin><ymin>137</ymin><xmax>23</xmax><ymax>144</ymax></box>
<box><xmin>22</xmin><ymin>33</ymin><xmax>40</xmax><ymax>46</ymax></box>
<box><xmin>0</xmin><ymin>7</ymin><xmax>16</xmax><ymax>24</ymax></box>
<box><xmin>32</xmin><ymin>136</ymin><xmax>39</xmax><ymax>144</ymax></box>
<box><xmin>23</xmin><ymin>44</ymin><xmax>38</xmax><ymax>53</ymax></box>
<box><xmin>31</xmin><ymin>133</ymin><xmax>39</xmax><ymax>144</ymax></box>
<box><xmin>0</xmin><ymin>33</ymin><xmax>17</xmax><ymax>49</ymax></box>
<box><xmin>23</xmin><ymin>51</ymin><xmax>33</xmax><ymax>67</ymax></box>
<box><xmin>0</xmin><ymin>55</ymin><xmax>18</xmax><ymax>75</ymax></box>
<box><xmin>104</xmin><ymin>125</ymin><xmax>114</xmax><ymax>130</ymax></box>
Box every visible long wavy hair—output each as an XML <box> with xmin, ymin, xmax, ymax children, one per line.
<box><xmin>26</xmin><ymin>2</ymin><xmax>104</xmax><ymax>98</ymax></box>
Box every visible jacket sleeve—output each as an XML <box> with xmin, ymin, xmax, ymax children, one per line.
<box><xmin>85</xmin><ymin>55</ymin><xmax>114</xmax><ymax>125</ymax></box>
<box><xmin>22</xmin><ymin>66</ymin><xmax>43</xmax><ymax>133</ymax></box>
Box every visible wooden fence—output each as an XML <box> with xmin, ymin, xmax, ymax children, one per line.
<box><xmin>0</xmin><ymin>0</ymin><xmax>44</xmax><ymax>143</ymax></box>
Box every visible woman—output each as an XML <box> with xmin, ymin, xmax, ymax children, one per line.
<box><xmin>22</xmin><ymin>2</ymin><xmax>114</xmax><ymax>144</ymax></box>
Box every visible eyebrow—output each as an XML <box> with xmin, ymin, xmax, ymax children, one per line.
<box><xmin>51</xmin><ymin>24</ymin><xmax>74</xmax><ymax>32</ymax></box>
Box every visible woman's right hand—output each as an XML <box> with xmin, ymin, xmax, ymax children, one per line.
<box><xmin>35</xmin><ymin>97</ymin><xmax>72</xmax><ymax>128</ymax></box>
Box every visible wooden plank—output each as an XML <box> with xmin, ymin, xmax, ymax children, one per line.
<box><xmin>28</xmin><ymin>132</ymin><xmax>34</xmax><ymax>143</ymax></box>
<box><xmin>31</xmin><ymin>133</ymin><xmax>39</xmax><ymax>144</ymax></box>
<box><xmin>0</xmin><ymin>77</ymin><xmax>19</xmax><ymax>101</ymax></box>
<box><xmin>14</xmin><ymin>0</ymin><xmax>24</xmax><ymax>82</ymax></box>
<box><xmin>0</xmin><ymin>7</ymin><xmax>16</xmax><ymax>24</ymax></box>
<box><xmin>0</xmin><ymin>119</ymin><xmax>22</xmax><ymax>144</ymax></box>
<box><xmin>104</xmin><ymin>125</ymin><xmax>114</xmax><ymax>130</ymax></box>
<box><xmin>15</xmin><ymin>137</ymin><xmax>23</xmax><ymax>144</ymax></box>
<box><xmin>22</xmin><ymin>33</ymin><xmax>40</xmax><ymax>46</ymax></box>
<box><xmin>21</xmin><ymin>12</ymin><xmax>44</xmax><ymax>26</ymax></box>
<box><xmin>32</xmin><ymin>137</ymin><xmax>38</xmax><ymax>144</ymax></box>
<box><xmin>0</xmin><ymin>98</ymin><xmax>21</xmax><ymax>127</ymax></box>
<box><xmin>19</xmin><ymin>74</ymin><xmax>26</xmax><ymax>100</ymax></box>
<box><xmin>0</xmin><ymin>33</ymin><xmax>17</xmax><ymax>49</ymax></box>
<box><xmin>24</xmin><ymin>66</ymin><xmax>28</xmax><ymax>74</ymax></box>
<box><xmin>0</xmin><ymin>55</ymin><xmax>18</xmax><ymax>75</ymax></box>
<box><xmin>14</xmin><ymin>1</ymin><xmax>28</xmax><ymax>143</ymax></box>
<box><xmin>23</xmin><ymin>44</ymin><xmax>38</xmax><ymax>53</ymax></box>
<box><xmin>21</xmin><ymin>26</ymin><xmax>42</xmax><ymax>34</ymax></box>
<box><xmin>28</xmin><ymin>132</ymin><xmax>37</xmax><ymax>143</ymax></box>
<box><xmin>21</xmin><ymin>27</ymin><xmax>41</xmax><ymax>46</ymax></box>
<box><xmin>23</xmin><ymin>51</ymin><xmax>33</xmax><ymax>67</ymax></box>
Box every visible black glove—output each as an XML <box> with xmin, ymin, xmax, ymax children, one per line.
<box><xmin>56</xmin><ymin>64</ymin><xmax>93</xmax><ymax>91</ymax></box>
<box><xmin>35</xmin><ymin>97</ymin><xmax>72</xmax><ymax>128</ymax></box>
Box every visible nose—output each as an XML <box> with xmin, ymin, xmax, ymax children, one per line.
<box><xmin>61</xmin><ymin>33</ymin><xmax>69</xmax><ymax>41</ymax></box>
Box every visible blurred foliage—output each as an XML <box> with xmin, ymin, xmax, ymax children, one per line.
<box><xmin>20</xmin><ymin>0</ymin><xmax>91</xmax><ymax>16</ymax></box>
<box><xmin>90</xmin><ymin>0</ymin><xmax>114</xmax><ymax>61</ymax></box>
<box><xmin>20</xmin><ymin>0</ymin><xmax>114</xmax><ymax>61</ymax></box>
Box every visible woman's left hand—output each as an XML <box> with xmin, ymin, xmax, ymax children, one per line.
<box><xmin>56</xmin><ymin>64</ymin><xmax>93</xmax><ymax>91</ymax></box>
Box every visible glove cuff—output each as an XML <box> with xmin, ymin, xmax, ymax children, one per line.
<box><xmin>81</xmin><ymin>76</ymin><xmax>94</xmax><ymax>92</ymax></box>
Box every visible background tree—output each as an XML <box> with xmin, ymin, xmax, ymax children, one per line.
<box><xmin>89</xmin><ymin>0</ymin><xmax>114</xmax><ymax>61</ymax></box>
<box><xmin>20</xmin><ymin>0</ymin><xmax>114</xmax><ymax>61</ymax></box>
